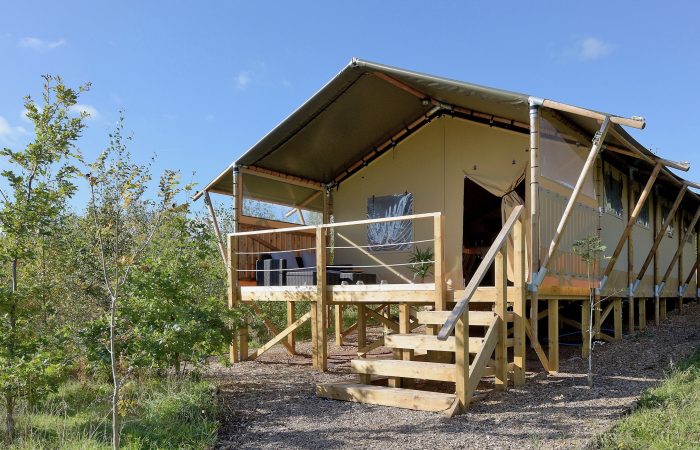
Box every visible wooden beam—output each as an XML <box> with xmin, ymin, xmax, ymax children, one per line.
<box><xmin>227</xmin><ymin>234</ymin><xmax>239</xmax><ymax>363</ymax></box>
<box><xmin>455</xmin><ymin>312</ymin><xmax>469</xmax><ymax>412</ymax></box>
<box><xmin>538</xmin><ymin>117</ymin><xmax>611</xmax><ymax>280</ymax></box>
<box><xmin>635</xmin><ymin>184</ymin><xmax>688</xmax><ymax>286</ymax></box>
<box><xmin>614</xmin><ymin>298</ymin><xmax>623</xmax><ymax>341</ymax></box>
<box><xmin>602</xmin><ymin>163</ymin><xmax>661</xmax><ymax>281</ymax></box>
<box><xmin>334</xmin><ymin>305</ymin><xmax>343</xmax><ymax>346</ymax></box>
<box><xmin>495</xmin><ymin>248</ymin><xmax>508</xmax><ymax>391</ymax></box>
<box><xmin>524</xmin><ymin>318</ymin><xmax>549</xmax><ymax>372</ymax></box>
<box><xmin>512</xmin><ymin>219</ymin><xmax>526</xmax><ymax>387</ymax></box>
<box><xmin>250</xmin><ymin>303</ymin><xmax>295</xmax><ymax>355</ymax></box>
<box><xmin>541</xmin><ymin>99</ymin><xmax>645</xmax><ymax>129</ymax></box>
<box><xmin>660</xmin><ymin>206</ymin><xmax>700</xmax><ymax>284</ymax></box>
<box><xmin>469</xmin><ymin>318</ymin><xmax>498</xmax><ymax>396</ymax></box>
<box><xmin>247</xmin><ymin>312</ymin><xmax>312</xmax><ymax>360</ymax></box>
<box><xmin>548</xmin><ymin>299</ymin><xmax>559</xmax><ymax>373</ymax></box>
<box><xmin>239</xmin><ymin>165</ymin><xmax>324</xmax><ymax>191</ymax></box>
<box><xmin>287</xmin><ymin>301</ymin><xmax>296</xmax><ymax>353</ymax></box>
<box><xmin>434</xmin><ymin>214</ymin><xmax>446</xmax><ymax>310</ymax></box>
<box><xmin>204</xmin><ymin>191</ymin><xmax>228</xmax><ymax>266</ymax></box>
<box><xmin>582</xmin><ymin>299</ymin><xmax>591</xmax><ymax>358</ymax></box>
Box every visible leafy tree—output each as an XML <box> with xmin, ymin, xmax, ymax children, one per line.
<box><xmin>85</xmin><ymin>113</ymin><xmax>179</xmax><ymax>449</ymax></box>
<box><xmin>0</xmin><ymin>75</ymin><xmax>88</xmax><ymax>441</ymax></box>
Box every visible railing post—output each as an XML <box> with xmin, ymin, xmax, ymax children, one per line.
<box><xmin>455</xmin><ymin>309</ymin><xmax>469</xmax><ymax>412</ymax></box>
<box><xmin>311</xmin><ymin>226</ymin><xmax>328</xmax><ymax>372</ymax></box>
<box><xmin>434</xmin><ymin>213</ymin><xmax>446</xmax><ymax>310</ymax></box>
<box><xmin>227</xmin><ymin>234</ymin><xmax>239</xmax><ymax>363</ymax></box>
<box><xmin>512</xmin><ymin>219</ymin><xmax>526</xmax><ymax>387</ymax></box>
<box><xmin>495</xmin><ymin>247</ymin><xmax>508</xmax><ymax>391</ymax></box>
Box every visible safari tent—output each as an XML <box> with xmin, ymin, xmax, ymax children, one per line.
<box><xmin>195</xmin><ymin>58</ymin><xmax>700</xmax><ymax>414</ymax></box>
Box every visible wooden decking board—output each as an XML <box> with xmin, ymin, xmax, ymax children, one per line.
<box><xmin>384</xmin><ymin>333</ymin><xmax>483</xmax><ymax>353</ymax></box>
<box><xmin>350</xmin><ymin>359</ymin><xmax>456</xmax><ymax>382</ymax></box>
<box><xmin>316</xmin><ymin>383</ymin><xmax>456</xmax><ymax>412</ymax></box>
<box><xmin>416</xmin><ymin>310</ymin><xmax>495</xmax><ymax>326</ymax></box>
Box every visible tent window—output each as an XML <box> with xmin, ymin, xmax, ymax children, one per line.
<box><xmin>631</xmin><ymin>183</ymin><xmax>650</xmax><ymax>228</ymax></box>
<box><xmin>367</xmin><ymin>193</ymin><xmax>414</xmax><ymax>252</ymax></box>
<box><xmin>660</xmin><ymin>201</ymin><xmax>675</xmax><ymax>238</ymax></box>
<box><xmin>603</xmin><ymin>163</ymin><xmax>624</xmax><ymax>218</ymax></box>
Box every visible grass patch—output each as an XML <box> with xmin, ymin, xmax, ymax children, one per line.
<box><xmin>2</xmin><ymin>377</ymin><xmax>218</xmax><ymax>449</ymax></box>
<box><xmin>599</xmin><ymin>350</ymin><xmax>700</xmax><ymax>449</ymax></box>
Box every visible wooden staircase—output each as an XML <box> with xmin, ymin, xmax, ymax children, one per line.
<box><xmin>317</xmin><ymin>205</ymin><xmax>527</xmax><ymax>415</ymax></box>
<box><xmin>317</xmin><ymin>302</ymin><xmax>502</xmax><ymax>414</ymax></box>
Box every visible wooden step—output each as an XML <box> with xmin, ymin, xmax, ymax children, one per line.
<box><xmin>416</xmin><ymin>310</ymin><xmax>495</xmax><ymax>326</ymax></box>
<box><xmin>316</xmin><ymin>383</ymin><xmax>456</xmax><ymax>412</ymax></box>
<box><xmin>351</xmin><ymin>359</ymin><xmax>455</xmax><ymax>382</ymax></box>
<box><xmin>384</xmin><ymin>333</ymin><xmax>483</xmax><ymax>353</ymax></box>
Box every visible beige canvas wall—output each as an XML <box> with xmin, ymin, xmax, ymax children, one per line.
<box><xmin>331</xmin><ymin>116</ymin><xmax>528</xmax><ymax>287</ymax></box>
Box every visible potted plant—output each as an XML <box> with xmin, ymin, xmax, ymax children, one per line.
<box><xmin>408</xmin><ymin>247</ymin><xmax>434</xmax><ymax>283</ymax></box>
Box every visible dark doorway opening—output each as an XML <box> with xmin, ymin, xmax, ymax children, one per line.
<box><xmin>462</xmin><ymin>177</ymin><xmax>525</xmax><ymax>286</ymax></box>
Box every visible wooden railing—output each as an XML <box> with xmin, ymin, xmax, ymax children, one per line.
<box><xmin>227</xmin><ymin>211</ymin><xmax>445</xmax><ymax>369</ymax></box>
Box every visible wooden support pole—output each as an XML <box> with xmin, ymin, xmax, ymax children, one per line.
<box><xmin>636</xmin><ymin>184</ymin><xmax>688</xmax><ymax>286</ymax></box>
<box><xmin>639</xmin><ymin>298</ymin><xmax>647</xmax><ymax>330</ymax></box>
<box><xmin>400</xmin><ymin>304</ymin><xmax>414</xmax><ymax>388</ymax></box>
<box><xmin>233</xmin><ymin>167</ymin><xmax>248</xmax><ymax>361</ymax></box>
<box><xmin>678</xmin><ymin>209</ymin><xmax>685</xmax><ymax>313</ymax></box>
<box><xmin>287</xmin><ymin>301</ymin><xmax>296</xmax><ymax>353</ymax></box>
<box><xmin>513</xmin><ymin>219</ymin><xmax>526</xmax><ymax>387</ymax></box>
<box><xmin>628</xmin><ymin>294</ymin><xmax>635</xmax><ymax>334</ymax></box>
<box><xmin>312</xmin><ymin>226</ymin><xmax>328</xmax><ymax>371</ymax></box>
<box><xmin>538</xmin><ymin>117</ymin><xmax>611</xmax><ymax>280</ymax></box>
<box><xmin>204</xmin><ymin>191</ymin><xmax>228</xmax><ymax>266</ymax></box>
<box><xmin>613</xmin><ymin>298</ymin><xmax>622</xmax><ymax>341</ymax></box>
<box><xmin>335</xmin><ymin>305</ymin><xmax>343</xmax><ymax>346</ymax></box>
<box><xmin>455</xmin><ymin>312</ymin><xmax>470</xmax><ymax>412</ymax></box>
<box><xmin>582</xmin><ymin>299</ymin><xmax>591</xmax><ymax>358</ymax></box>
<box><xmin>434</xmin><ymin>213</ymin><xmax>446</xmax><ymax>310</ymax></box>
<box><xmin>660</xmin><ymin>297</ymin><xmax>667</xmax><ymax>320</ymax></box>
<box><xmin>227</xmin><ymin>234</ymin><xmax>239</xmax><ymax>363</ymax></box>
<box><xmin>655</xmin><ymin>294</ymin><xmax>661</xmax><ymax>325</ymax></box>
<box><xmin>356</xmin><ymin>304</ymin><xmax>368</xmax><ymax>383</ymax></box>
<box><xmin>602</xmin><ymin>163</ymin><xmax>661</xmax><ymax>282</ymax></box>
<box><xmin>660</xmin><ymin>207</ymin><xmax>700</xmax><ymax>290</ymax></box>
<box><xmin>495</xmin><ymin>248</ymin><xmax>508</xmax><ymax>391</ymax></box>
<box><xmin>548</xmin><ymin>298</ymin><xmax>559</xmax><ymax>373</ymax></box>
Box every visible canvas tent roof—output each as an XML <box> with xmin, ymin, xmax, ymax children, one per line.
<box><xmin>195</xmin><ymin>58</ymin><xmax>696</xmax><ymax>206</ymax></box>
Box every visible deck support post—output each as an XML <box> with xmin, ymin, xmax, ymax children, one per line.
<box><xmin>434</xmin><ymin>213</ymin><xmax>446</xmax><ymax>310</ymax></box>
<box><xmin>639</xmin><ymin>298</ymin><xmax>647</xmax><ymax>330</ymax></box>
<box><xmin>455</xmin><ymin>312</ymin><xmax>470</xmax><ymax>412</ymax></box>
<box><xmin>513</xmin><ymin>219</ymin><xmax>526</xmax><ymax>387</ymax></box>
<box><xmin>627</xmin><ymin>295</ymin><xmax>635</xmax><ymax>333</ymax></box>
<box><xmin>548</xmin><ymin>298</ymin><xmax>559</xmax><ymax>373</ymax></box>
<box><xmin>312</xmin><ymin>226</ymin><xmax>328</xmax><ymax>371</ymax></box>
<box><xmin>335</xmin><ymin>305</ymin><xmax>343</xmax><ymax>346</ymax></box>
<box><xmin>356</xmin><ymin>304</ymin><xmax>370</xmax><ymax>382</ymax></box>
<box><xmin>287</xmin><ymin>301</ymin><xmax>296</xmax><ymax>353</ymax></box>
<box><xmin>654</xmin><ymin>294</ymin><xmax>661</xmax><ymax>325</ymax></box>
<box><xmin>581</xmin><ymin>299</ymin><xmax>590</xmax><ymax>358</ymax></box>
<box><xmin>227</xmin><ymin>233</ymin><xmax>239</xmax><ymax>363</ymax></box>
<box><xmin>660</xmin><ymin>297</ymin><xmax>667</xmax><ymax>321</ymax></box>
<box><xmin>495</xmin><ymin>248</ymin><xmax>508</xmax><ymax>391</ymax></box>
<box><xmin>613</xmin><ymin>298</ymin><xmax>622</xmax><ymax>341</ymax></box>
<box><xmin>528</xmin><ymin>100</ymin><xmax>541</xmax><ymax>346</ymax></box>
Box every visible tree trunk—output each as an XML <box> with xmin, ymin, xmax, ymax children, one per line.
<box><xmin>110</xmin><ymin>294</ymin><xmax>120</xmax><ymax>450</ymax></box>
<box><xmin>6</xmin><ymin>259</ymin><xmax>18</xmax><ymax>441</ymax></box>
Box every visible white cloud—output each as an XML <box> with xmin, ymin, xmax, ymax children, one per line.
<box><xmin>234</xmin><ymin>71</ymin><xmax>252</xmax><ymax>90</ymax></box>
<box><xmin>575</xmin><ymin>37</ymin><xmax>613</xmax><ymax>61</ymax></box>
<box><xmin>18</xmin><ymin>36</ymin><xmax>66</xmax><ymax>51</ymax></box>
<box><xmin>0</xmin><ymin>116</ymin><xmax>29</xmax><ymax>144</ymax></box>
<box><xmin>69</xmin><ymin>104</ymin><xmax>100</xmax><ymax>120</ymax></box>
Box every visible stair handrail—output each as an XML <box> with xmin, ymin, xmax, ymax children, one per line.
<box><xmin>437</xmin><ymin>205</ymin><xmax>524</xmax><ymax>340</ymax></box>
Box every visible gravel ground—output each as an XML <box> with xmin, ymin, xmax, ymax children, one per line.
<box><xmin>211</xmin><ymin>302</ymin><xmax>700</xmax><ymax>449</ymax></box>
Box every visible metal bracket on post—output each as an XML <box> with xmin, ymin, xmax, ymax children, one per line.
<box><xmin>629</xmin><ymin>279</ymin><xmax>640</xmax><ymax>296</ymax></box>
<box><xmin>679</xmin><ymin>284</ymin><xmax>688</xmax><ymax>296</ymax></box>
<box><xmin>532</xmin><ymin>267</ymin><xmax>547</xmax><ymax>289</ymax></box>
<box><xmin>654</xmin><ymin>282</ymin><xmax>665</xmax><ymax>297</ymax></box>
<box><xmin>595</xmin><ymin>275</ymin><xmax>609</xmax><ymax>295</ymax></box>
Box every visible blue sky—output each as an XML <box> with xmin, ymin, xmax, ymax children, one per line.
<box><xmin>2</xmin><ymin>1</ymin><xmax>699</xmax><ymax>210</ymax></box>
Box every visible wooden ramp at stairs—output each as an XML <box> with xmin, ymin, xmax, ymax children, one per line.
<box><xmin>317</xmin><ymin>304</ymin><xmax>501</xmax><ymax>415</ymax></box>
